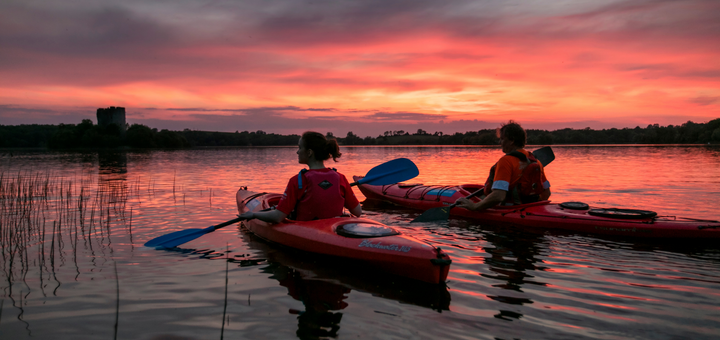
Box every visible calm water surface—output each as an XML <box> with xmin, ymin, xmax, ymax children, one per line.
<box><xmin>1</xmin><ymin>145</ymin><xmax>719</xmax><ymax>339</ymax></box>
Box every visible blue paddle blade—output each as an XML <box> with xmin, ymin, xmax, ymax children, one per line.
<box><xmin>144</xmin><ymin>217</ymin><xmax>244</xmax><ymax>248</ymax></box>
<box><xmin>354</xmin><ymin>158</ymin><xmax>419</xmax><ymax>186</ymax></box>
<box><xmin>144</xmin><ymin>227</ymin><xmax>211</xmax><ymax>248</ymax></box>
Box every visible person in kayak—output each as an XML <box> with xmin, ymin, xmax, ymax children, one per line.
<box><xmin>239</xmin><ymin>131</ymin><xmax>362</xmax><ymax>223</ymax></box>
<box><xmin>455</xmin><ymin>120</ymin><xmax>551</xmax><ymax>211</ymax></box>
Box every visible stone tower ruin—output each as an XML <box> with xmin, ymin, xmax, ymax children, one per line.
<box><xmin>96</xmin><ymin>106</ymin><xmax>127</xmax><ymax>135</ymax></box>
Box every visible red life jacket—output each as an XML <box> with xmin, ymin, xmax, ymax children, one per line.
<box><xmin>292</xmin><ymin>168</ymin><xmax>346</xmax><ymax>221</ymax></box>
<box><xmin>484</xmin><ymin>151</ymin><xmax>545</xmax><ymax>204</ymax></box>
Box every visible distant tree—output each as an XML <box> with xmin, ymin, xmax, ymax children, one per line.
<box><xmin>156</xmin><ymin>129</ymin><xmax>189</xmax><ymax>148</ymax></box>
<box><xmin>81</xmin><ymin>125</ymin><xmax>104</xmax><ymax>147</ymax></box>
<box><xmin>343</xmin><ymin>131</ymin><xmax>363</xmax><ymax>145</ymax></box>
<box><xmin>126</xmin><ymin>124</ymin><xmax>156</xmax><ymax>148</ymax></box>
<box><xmin>712</xmin><ymin>128</ymin><xmax>720</xmax><ymax>143</ymax></box>
<box><xmin>48</xmin><ymin>123</ymin><xmax>80</xmax><ymax>149</ymax></box>
<box><xmin>76</xmin><ymin>119</ymin><xmax>94</xmax><ymax>138</ymax></box>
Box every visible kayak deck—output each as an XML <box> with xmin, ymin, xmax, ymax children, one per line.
<box><xmin>236</xmin><ymin>188</ymin><xmax>451</xmax><ymax>284</ymax></box>
<box><xmin>353</xmin><ymin>176</ymin><xmax>720</xmax><ymax>238</ymax></box>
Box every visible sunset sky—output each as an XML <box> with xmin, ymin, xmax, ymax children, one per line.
<box><xmin>1</xmin><ymin>0</ymin><xmax>718</xmax><ymax>137</ymax></box>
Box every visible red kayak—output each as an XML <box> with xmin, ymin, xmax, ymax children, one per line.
<box><xmin>236</xmin><ymin>187</ymin><xmax>451</xmax><ymax>284</ymax></box>
<box><xmin>353</xmin><ymin>176</ymin><xmax>720</xmax><ymax>239</ymax></box>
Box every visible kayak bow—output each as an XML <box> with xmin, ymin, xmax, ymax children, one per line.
<box><xmin>237</xmin><ymin>188</ymin><xmax>451</xmax><ymax>284</ymax></box>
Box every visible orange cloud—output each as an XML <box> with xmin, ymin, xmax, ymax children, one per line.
<box><xmin>0</xmin><ymin>0</ymin><xmax>718</xmax><ymax>136</ymax></box>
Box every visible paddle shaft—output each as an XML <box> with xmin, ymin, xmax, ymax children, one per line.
<box><xmin>446</xmin><ymin>189</ymin><xmax>484</xmax><ymax>210</ymax></box>
<box><xmin>210</xmin><ymin>216</ymin><xmax>245</xmax><ymax>230</ymax></box>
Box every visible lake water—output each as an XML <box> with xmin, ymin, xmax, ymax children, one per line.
<box><xmin>1</xmin><ymin>145</ymin><xmax>719</xmax><ymax>339</ymax></box>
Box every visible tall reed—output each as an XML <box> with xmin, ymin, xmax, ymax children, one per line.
<box><xmin>0</xmin><ymin>171</ymin><xmax>134</xmax><ymax>303</ymax></box>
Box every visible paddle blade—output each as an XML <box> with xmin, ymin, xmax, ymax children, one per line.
<box><xmin>354</xmin><ymin>158</ymin><xmax>419</xmax><ymax>186</ymax></box>
<box><xmin>532</xmin><ymin>146</ymin><xmax>555</xmax><ymax>167</ymax></box>
<box><xmin>144</xmin><ymin>228</ymin><xmax>209</xmax><ymax>248</ymax></box>
<box><xmin>411</xmin><ymin>206</ymin><xmax>452</xmax><ymax>223</ymax></box>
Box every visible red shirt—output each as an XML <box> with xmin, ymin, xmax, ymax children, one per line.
<box><xmin>276</xmin><ymin>168</ymin><xmax>360</xmax><ymax>221</ymax></box>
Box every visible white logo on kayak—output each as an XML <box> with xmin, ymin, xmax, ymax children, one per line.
<box><xmin>358</xmin><ymin>240</ymin><xmax>411</xmax><ymax>252</ymax></box>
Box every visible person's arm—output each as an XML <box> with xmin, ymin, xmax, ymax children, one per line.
<box><xmin>239</xmin><ymin>209</ymin><xmax>288</xmax><ymax>224</ymax></box>
<box><xmin>349</xmin><ymin>203</ymin><xmax>362</xmax><ymax>217</ymax></box>
<box><xmin>539</xmin><ymin>161</ymin><xmax>551</xmax><ymax>201</ymax></box>
<box><xmin>540</xmin><ymin>188</ymin><xmax>551</xmax><ymax>200</ymax></box>
<box><xmin>455</xmin><ymin>189</ymin><xmax>506</xmax><ymax>211</ymax></box>
<box><xmin>340</xmin><ymin>173</ymin><xmax>362</xmax><ymax>217</ymax></box>
<box><xmin>240</xmin><ymin>175</ymin><xmax>296</xmax><ymax>223</ymax></box>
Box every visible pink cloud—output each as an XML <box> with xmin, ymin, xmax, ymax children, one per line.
<box><xmin>0</xmin><ymin>0</ymin><xmax>718</xmax><ymax>136</ymax></box>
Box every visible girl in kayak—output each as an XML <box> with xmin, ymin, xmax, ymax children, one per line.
<box><xmin>239</xmin><ymin>131</ymin><xmax>362</xmax><ymax>223</ymax></box>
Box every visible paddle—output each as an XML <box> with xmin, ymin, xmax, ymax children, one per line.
<box><xmin>351</xmin><ymin>157</ymin><xmax>419</xmax><ymax>187</ymax></box>
<box><xmin>411</xmin><ymin>147</ymin><xmax>555</xmax><ymax>223</ymax></box>
<box><xmin>532</xmin><ymin>146</ymin><xmax>555</xmax><ymax>167</ymax></box>
<box><xmin>144</xmin><ymin>217</ymin><xmax>245</xmax><ymax>248</ymax></box>
<box><xmin>144</xmin><ymin>158</ymin><xmax>420</xmax><ymax>248</ymax></box>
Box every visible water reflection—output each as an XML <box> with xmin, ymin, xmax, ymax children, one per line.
<box><xmin>238</xmin><ymin>229</ymin><xmax>451</xmax><ymax>337</ymax></box>
<box><xmin>268</xmin><ymin>264</ymin><xmax>347</xmax><ymax>338</ymax></box>
<box><xmin>3</xmin><ymin>146</ymin><xmax>720</xmax><ymax>339</ymax></box>
<box><xmin>479</xmin><ymin>227</ymin><xmax>548</xmax><ymax>321</ymax></box>
<box><xmin>482</xmin><ymin>229</ymin><xmax>548</xmax><ymax>293</ymax></box>
<box><xmin>98</xmin><ymin>151</ymin><xmax>127</xmax><ymax>176</ymax></box>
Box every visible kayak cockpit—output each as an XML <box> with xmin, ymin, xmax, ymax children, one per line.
<box><xmin>336</xmin><ymin>223</ymin><xmax>400</xmax><ymax>238</ymax></box>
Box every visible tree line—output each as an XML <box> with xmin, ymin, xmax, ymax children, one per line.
<box><xmin>341</xmin><ymin>120</ymin><xmax>720</xmax><ymax>145</ymax></box>
<box><xmin>0</xmin><ymin>120</ymin><xmax>299</xmax><ymax>149</ymax></box>
<box><xmin>1</xmin><ymin>119</ymin><xmax>719</xmax><ymax>149</ymax></box>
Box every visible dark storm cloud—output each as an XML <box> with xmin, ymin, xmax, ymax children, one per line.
<box><xmin>0</xmin><ymin>5</ymin><xmax>176</xmax><ymax>57</ymax></box>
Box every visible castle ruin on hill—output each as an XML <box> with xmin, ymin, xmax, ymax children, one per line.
<box><xmin>96</xmin><ymin>106</ymin><xmax>127</xmax><ymax>136</ymax></box>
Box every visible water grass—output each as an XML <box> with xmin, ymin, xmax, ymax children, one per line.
<box><xmin>0</xmin><ymin>170</ymin><xmax>135</xmax><ymax>302</ymax></box>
